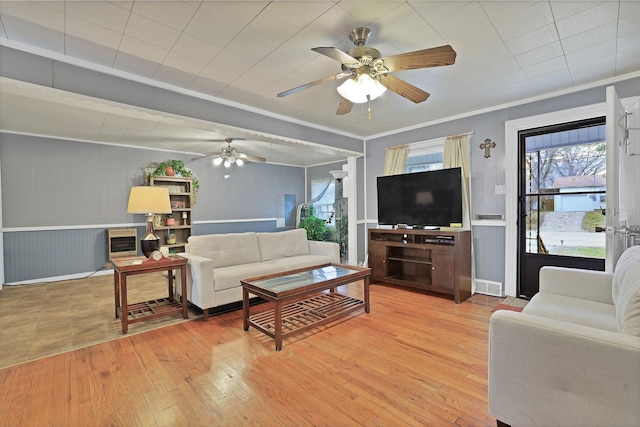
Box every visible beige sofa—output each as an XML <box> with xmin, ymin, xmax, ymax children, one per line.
<box><xmin>178</xmin><ymin>229</ymin><xmax>339</xmax><ymax>320</ymax></box>
<box><xmin>488</xmin><ymin>245</ymin><xmax>640</xmax><ymax>427</ymax></box>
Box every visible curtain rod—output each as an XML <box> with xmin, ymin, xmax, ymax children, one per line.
<box><xmin>386</xmin><ymin>131</ymin><xmax>475</xmax><ymax>150</ymax></box>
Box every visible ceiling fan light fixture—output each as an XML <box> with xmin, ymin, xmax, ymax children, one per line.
<box><xmin>336</xmin><ymin>74</ymin><xmax>386</xmax><ymax>104</ymax></box>
<box><xmin>236</xmin><ymin>158</ymin><xmax>244</xmax><ymax>166</ymax></box>
<box><xmin>224</xmin><ymin>160</ymin><xmax>231</xmax><ymax>168</ymax></box>
<box><xmin>213</xmin><ymin>157</ymin><xmax>223</xmax><ymax>166</ymax></box>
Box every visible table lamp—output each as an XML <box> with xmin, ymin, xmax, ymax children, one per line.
<box><xmin>127</xmin><ymin>186</ymin><xmax>172</xmax><ymax>257</ymax></box>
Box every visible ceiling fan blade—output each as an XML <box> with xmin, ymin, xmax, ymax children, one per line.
<box><xmin>191</xmin><ymin>151</ymin><xmax>223</xmax><ymax>161</ymax></box>
<box><xmin>379</xmin><ymin>74</ymin><xmax>430</xmax><ymax>103</ymax></box>
<box><xmin>311</xmin><ymin>47</ymin><xmax>362</xmax><ymax>68</ymax></box>
<box><xmin>380</xmin><ymin>45</ymin><xmax>456</xmax><ymax>72</ymax></box>
<box><xmin>205</xmin><ymin>137</ymin><xmax>245</xmax><ymax>143</ymax></box>
<box><xmin>238</xmin><ymin>153</ymin><xmax>266</xmax><ymax>163</ymax></box>
<box><xmin>277</xmin><ymin>72</ymin><xmax>351</xmax><ymax>98</ymax></box>
<box><xmin>336</xmin><ymin>97</ymin><xmax>353</xmax><ymax>115</ymax></box>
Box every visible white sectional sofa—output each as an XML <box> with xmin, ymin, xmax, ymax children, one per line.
<box><xmin>489</xmin><ymin>245</ymin><xmax>640</xmax><ymax>427</ymax></box>
<box><xmin>178</xmin><ymin>229</ymin><xmax>339</xmax><ymax>320</ymax></box>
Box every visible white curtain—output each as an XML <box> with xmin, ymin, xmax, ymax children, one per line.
<box><xmin>444</xmin><ymin>133</ymin><xmax>475</xmax><ymax>293</ymax></box>
<box><xmin>383</xmin><ymin>145</ymin><xmax>409</xmax><ymax>176</ymax></box>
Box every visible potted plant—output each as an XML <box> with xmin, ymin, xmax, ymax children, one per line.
<box><xmin>149</xmin><ymin>160</ymin><xmax>200</xmax><ymax>203</ymax></box>
<box><xmin>298</xmin><ymin>205</ymin><xmax>331</xmax><ymax>241</ymax></box>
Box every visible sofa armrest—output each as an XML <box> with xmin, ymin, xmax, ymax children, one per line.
<box><xmin>308</xmin><ymin>240</ymin><xmax>340</xmax><ymax>263</ymax></box>
<box><xmin>539</xmin><ymin>266</ymin><xmax>614</xmax><ymax>304</ymax></box>
<box><xmin>177</xmin><ymin>252</ymin><xmax>215</xmax><ymax>309</ymax></box>
<box><xmin>489</xmin><ymin>310</ymin><xmax>640</xmax><ymax>427</ymax></box>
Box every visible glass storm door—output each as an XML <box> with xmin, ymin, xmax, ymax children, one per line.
<box><xmin>517</xmin><ymin>117</ymin><xmax>606</xmax><ymax>298</ymax></box>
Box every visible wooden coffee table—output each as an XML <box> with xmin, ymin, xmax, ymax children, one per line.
<box><xmin>241</xmin><ymin>263</ymin><xmax>371</xmax><ymax>351</ymax></box>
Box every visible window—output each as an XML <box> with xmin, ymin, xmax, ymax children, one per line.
<box><xmin>310</xmin><ymin>178</ymin><xmax>335</xmax><ymax>226</ymax></box>
<box><xmin>404</xmin><ymin>138</ymin><xmax>445</xmax><ymax>173</ymax></box>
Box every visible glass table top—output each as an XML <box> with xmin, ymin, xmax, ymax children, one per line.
<box><xmin>248</xmin><ymin>265</ymin><xmax>362</xmax><ymax>293</ymax></box>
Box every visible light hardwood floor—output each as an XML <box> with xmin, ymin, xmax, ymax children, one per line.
<box><xmin>0</xmin><ymin>277</ymin><xmax>500</xmax><ymax>426</ymax></box>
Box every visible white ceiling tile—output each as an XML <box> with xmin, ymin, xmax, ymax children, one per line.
<box><xmin>131</xmin><ymin>1</ymin><xmax>197</xmax><ymax>30</ymax></box>
<box><xmin>65</xmin><ymin>1</ymin><xmax>130</xmax><ymax>33</ymax></box>
<box><xmin>184</xmin><ymin>9</ymin><xmax>241</xmax><ymax>48</ymax></box>
<box><xmin>66</xmin><ymin>15</ymin><xmax>121</xmax><ymax>50</ymax></box>
<box><xmin>36</xmin><ymin>1</ymin><xmax>64</xmax><ymax>13</ymax></box>
<box><xmin>504</xmin><ymin>24</ymin><xmax>559</xmax><ymax>55</ymax></box>
<box><xmin>549</xmin><ymin>1</ymin><xmax>604</xmax><ymax>21</ymax></box>
<box><xmin>522</xmin><ymin>56</ymin><xmax>568</xmax><ymax>79</ymax></box>
<box><xmin>0</xmin><ymin>1</ymin><xmax>64</xmax><ymax>30</ymax></box>
<box><xmin>492</xmin><ymin>2</ymin><xmax>554</xmax><ymax>41</ymax></box>
<box><xmin>617</xmin><ymin>31</ymin><xmax>640</xmax><ymax>53</ymax></box>
<box><xmin>569</xmin><ymin>55</ymin><xmax>616</xmax><ymax>84</ymax></box>
<box><xmin>515</xmin><ymin>41</ymin><xmax>563</xmax><ymax>68</ymax></box>
<box><xmin>560</xmin><ymin>21</ymin><xmax>617</xmax><ymax>54</ymax></box>
<box><xmin>555</xmin><ymin>2</ymin><xmax>619</xmax><ymax>40</ymax></box>
<box><xmin>430</xmin><ymin>2</ymin><xmax>494</xmax><ymax>42</ymax></box>
<box><xmin>162</xmin><ymin>51</ymin><xmax>207</xmax><ymax>75</ymax></box>
<box><xmin>172</xmin><ymin>33</ymin><xmax>222</xmax><ymax>63</ymax></box>
<box><xmin>616</xmin><ymin>46</ymin><xmax>640</xmax><ymax>75</ymax></box>
<box><xmin>124</xmin><ymin>13</ymin><xmax>181</xmax><ymax>50</ymax></box>
<box><xmin>565</xmin><ymin>40</ymin><xmax>617</xmax><ymax>68</ymax></box>
<box><xmin>409</xmin><ymin>1</ymin><xmax>471</xmax><ymax>23</ymax></box>
<box><xmin>197</xmin><ymin>1</ymin><xmax>267</xmax><ymax>27</ymax></box>
<box><xmin>118</xmin><ymin>36</ymin><xmax>168</xmax><ymax>63</ymax></box>
<box><xmin>480</xmin><ymin>1</ymin><xmax>537</xmax><ymax>21</ymax></box>
<box><xmin>108</xmin><ymin>2</ymin><xmax>133</xmax><ymax>12</ymax></box>
<box><xmin>527</xmin><ymin>68</ymin><xmax>573</xmax><ymax>91</ymax></box>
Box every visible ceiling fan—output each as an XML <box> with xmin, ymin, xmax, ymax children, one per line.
<box><xmin>191</xmin><ymin>138</ymin><xmax>266</xmax><ymax>167</ymax></box>
<box><xmin>277</xmin><ymin>27</ymin><xmax>456</xmax><ymax>115</ymax></box>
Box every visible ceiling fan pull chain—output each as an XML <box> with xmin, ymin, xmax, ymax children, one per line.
<box><xmin>367</xmin><ymin>95</ymin><xmax>372</xmax><ymax>119</ymax></box>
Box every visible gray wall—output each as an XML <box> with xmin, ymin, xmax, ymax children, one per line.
<box><xmin>365</xmin><ymin>76</ymin><xmax>640</xmax><ymax>285</ymax></box>
<box><xmin>1</xmin><ymin>133</ymin><xmax>304</xmax><ymax>283</ymax></box>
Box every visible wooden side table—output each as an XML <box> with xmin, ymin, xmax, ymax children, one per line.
<box><xmin>112</xmin><ymin>255</ymin><xmax>188</xmax><ymax>334</ymax></box>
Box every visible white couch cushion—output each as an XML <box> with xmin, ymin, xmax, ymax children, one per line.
<box><xmin>612</xmin><ymin>245</ymin><xmax>640</xmax><ymax>336</ymax></box>
<box><xmin>524</xmin><ymin>293</ymin><xmax>618</xmax><ymax>332</ymax></box>
<box><xmin>257</xmin><ymin>228</ymin><xmax>310</xmax><ymax>262</ymax></box>
<box><xmin>187</xmin><ymin>232</ymin><xmax>260</xmax><ymax>268</ymax></box>
<box><xmin>213</xmin><ymin>262</ymin><xmax>282</xmax><ymax>291</ymax></box>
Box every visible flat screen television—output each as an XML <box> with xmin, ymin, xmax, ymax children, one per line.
<box><xmin>377</xmin><ymin>167</ymin><xmax>463</xmax><ymax>228</ymax></box>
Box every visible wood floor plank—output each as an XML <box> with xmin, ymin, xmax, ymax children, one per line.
<box><xmin>0</xmin><ymin>279</ymin><xmax>500</xmax><ymax>426</ymax></box>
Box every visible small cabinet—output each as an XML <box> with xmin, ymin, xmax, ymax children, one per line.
<box><xmin>368</xmin><ymin>229</ymin><xmax>471</xmax><ymax>303</ymax></box>
<box><xmin>149</xmin><ymin>176</ymin><xmax>193</xmax><ymax>254</ymax></box>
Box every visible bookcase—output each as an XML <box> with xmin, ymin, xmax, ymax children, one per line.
<box><xmin>149</xmin><ymin>176</ymin><xmax>193</xmax><ymax>254</ymax></box>
<box><xmin>368</xmin><ymin>228</ymin><xmax>471</xmax><ymax>303</ymax></box>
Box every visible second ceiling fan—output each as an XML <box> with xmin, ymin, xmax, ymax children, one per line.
<box><xmin>277</xmin><ymin>27</ymin><xmax>456</xmax><ymax>115</ymax></box>
<box><xmin>191</xmin><ymin>138</ymin><xmax>266</xmax><ymax>167</ymax></box>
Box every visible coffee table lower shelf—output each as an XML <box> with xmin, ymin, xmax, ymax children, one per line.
<box><xmin>248</xmin><ymin>293</ymin><xmax>365</xmax><ymax>340</ymax></box>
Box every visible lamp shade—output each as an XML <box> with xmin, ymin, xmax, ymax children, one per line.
<box><xmin>127</xmin><ymin>186</ymin><xmax>172</xmax><ymax>214</ymax></box>
<box><xmin>337</xmin><ymin>74</ymin><xmax>387</xmax><ymax>104</ymax></box>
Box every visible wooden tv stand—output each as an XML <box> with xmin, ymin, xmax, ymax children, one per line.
<box><xmin>368</xmin><ymin>228</ymin><xmax>471</xmax><ymax>303</ymax></box>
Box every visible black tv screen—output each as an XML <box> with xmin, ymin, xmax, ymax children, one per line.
<box><xmin>377</xmin><ymin>167</ymin><xmax>463</xmax><ymax>228</ymax></box>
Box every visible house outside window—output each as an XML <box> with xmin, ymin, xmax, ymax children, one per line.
<box><xmin>404</xmin><ymin>138</ymin><xmax>445</xmax><ymax>173</ymax></box>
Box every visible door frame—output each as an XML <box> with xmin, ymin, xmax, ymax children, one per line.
<box><xmin>504</xmin><ymin>103</ymin><xmax>605</xmax><ymax>296</ymax></box>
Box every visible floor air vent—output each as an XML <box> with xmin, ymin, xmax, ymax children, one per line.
<box><xmin>475</xmin><ymin>279</ymin><xmax>503</xmax><ymax>297</ymax></box>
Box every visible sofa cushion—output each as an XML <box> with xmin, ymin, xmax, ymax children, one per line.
<box><xmin>257</xmin><ymin>228</ymin><xmax>310</xmax><ymax>262</ymax></box>
<box><xmin>213</xmin><ymin>262</ymin><xmax>282</xmax><ymax>292</ymax></box>
<box><xmin>611</xmin><ymin>245</ymin><xmax>640</xmax><ymax>336</ymax></box>
<box><xmin>264</xmin><ymin>254</ymin><xmax>334</xmax><ymax>271</ymax></box>
<box><xmin>523</xmin><ymin>293</ymin><xmax>618</xmax><ymax>332</ymax></box>
<box><xmin>187</xmin><ymin>232</ymin><xmax>260</xmax><ymax>268</ymax></box>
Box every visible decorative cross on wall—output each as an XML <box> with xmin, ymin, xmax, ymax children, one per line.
<box><xmin>480</xmin><ymin>138</ymin><xmax>496</xmax><ymax>158</ymax></box>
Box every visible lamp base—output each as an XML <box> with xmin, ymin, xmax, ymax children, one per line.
<box><xmin>140</xmin><ymin>238</ymin><xmax>160</xmax><ymax>258</ymax></box>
